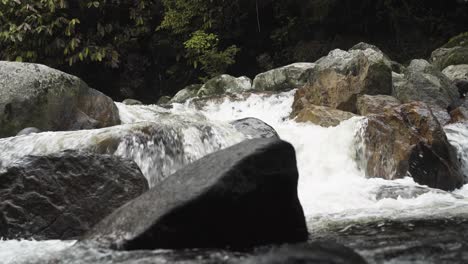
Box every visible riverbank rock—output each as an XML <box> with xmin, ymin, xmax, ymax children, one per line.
<box><xmin>82</xmin><ymin>138</ymin><xmax>308</xmax><ymax>250</ymax></box>
<box><xmin>170</xmin><ymin>84</ymin><xmax>202</xmax><ymax>103</ymax></box>
<box><xmin>442</xmin><ymin>65</ymin><xmax>468</xmax><ymax>81</ymax></box>
<box><xmin>197</xmin><ymin>75</ymin><xmax>252</xmax><ymax>97</ymax></box>
<box><xmin>252</xmin><ymin>63</ymin><xmax>316</xmax><ymax>92</ymax></box>
<box><xmin>122</xmin><ymin>99</ymin><xmax>143</xmax><ymax>105</ymax></box>
<box><xmin>230</xmin><ymin>118</ymin><xmax>278</xmax><ymax>139</ymax></box>
<box><xmin>431</xmin><ymin>33</ymin><xmax>468</xmax><ymax>70</ymax></box>
<box><xmin>392</xmin><ymin>59</ymin><xmax>460</xmax><ymax>124</ymax></box>
<box><xmin>356</xmin><ymin>95</ymin><xmax>401</xmax><ymax>115</ymax></box>
<box><xmin>0</xmin><ymin>62</ymin><xmax>120</xmax><ymax>138</ymax></box>
<box><xmin>294</xmin><ymin>104</ymin><xmax>356</xmax><ymax>127</ymax></box>
<box><xmin>292</xmin><ymin>48</ymin><xmax>392</xmax><ymax>115</ymax></box>
<box><xmin>359</xmin><ymin>102</ymin><xmax>464</xmax><ymax>191</ymax></box>
<box><xmin>0</xmin><ymin>151</ymin><xmax>148</xmax><ymax>240</ymax></box>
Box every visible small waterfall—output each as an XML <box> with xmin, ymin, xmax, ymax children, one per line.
<box><xmin>0</xmin><ymin>105</ymin><xmax>246</xmax><ymax>187</ymax></box>
<box><xmin>445</xmin><ymin>123</ymin><xmax>468</xmax><ymax>177</ymax></box>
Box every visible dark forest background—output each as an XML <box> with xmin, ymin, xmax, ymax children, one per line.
<box><xmin>1</xmin><ymin>0</ymin><xmax>467</xmax><ymax>102</ymax></box>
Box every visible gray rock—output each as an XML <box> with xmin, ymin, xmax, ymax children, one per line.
<box><xmin>431</xmin><ymin>46</ymin><xmax>468</xmax><ymax>70</ymax></box>
<box><xmin>230</xmin><ymin>118</ymin><xmax>279</xmax><ymax>139</ymax></box>
<box><xmin>392</xmin><ymin>59</ymin><xmax>461</xmax><ymax>118</ymax></box>
<box><xmin>82</xmin><ymin>138</ymin><xmax>308</xmax><ymax>250</ymax></box>
<box><xmin>122</xmin><ymin>99</ymin><xmax>143</xmax><ymax>105</ymax></box>
<box><xmin>16</xmin><ymin>127</ymin><xmax>41</xmax><ymax>136</ymax></box>
<box><xmin>197</xmin><ymin>75</ymin><xmax>252</xmax><ymax>97</ymax></box>
<box><xmin>252</xmin><ymin>63</ymin><xmax>316</xmax><ymax>92</ymax></box>
<box><xmin>0</xmin><ymin>151</ymin><xmax>148</xmax><ymax>240</ymax></box>
<box><xmin>292</xmin><ymin>48</ymin><xmax>392</xmax><ymax>115</ymax></box>
<box><xmin>356</xmin><ymin>94</ymin><xmax>401</xmax><ymax>116</ymax></box>
<box><xmin>442</xmin><ymin>64</ymin><xmax>468</xmax><ymax>81</ymax></box>
<box><xmin>157</xmin><ymin>96</ymin><xmax>171</xmax><ymax>105</ymax></box>
<box><xmin>0</xmin><ymin>62</ymin><xmax>120</xmax><ymax>138</ymax></box>
<box><xmin>169</xmin><ymin>84</ymin><xmax>202</xmax><ymax>103</ymax></box>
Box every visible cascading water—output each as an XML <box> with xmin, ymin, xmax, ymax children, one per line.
<box><xmin>2</xmin><ymin>90</ymin><xmax>468</xmax><ymax>263</ymax></box>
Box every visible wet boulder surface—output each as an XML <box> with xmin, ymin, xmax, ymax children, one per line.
<box><xmin>0</xmin><ymin>151</ymin><xmax>148</xmax><ymax>240</ymax></box>
<box><xmin>230</xmin><ymin>117</ymin><xmax>279</xmax><ymax>139</ymax></box>
<box><xmin>359</xmin><ymin>102</ymin><xmax>465</xmax><ymax>191</ymax></box>
<box><xmin>82</xmin><ymin>138</ymin><xmax>308</xmax><ymax>250</ymax></box>
<box><xmin>312</xmin><ymin>217</ymin><xmax>468</xmax><ymax>264</ymax></box>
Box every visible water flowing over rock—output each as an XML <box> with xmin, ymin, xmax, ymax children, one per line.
<box><xmin>356</xmin><ymin>94</ymin><xmax>401</xmax><ymax>116</ymax></box>
<box><xmin>292</xmin><ymin>48</ymin><xmax>392</xmax><ymax>115</ymax></box>
<box><xmin>442</xmin><ymin>64</ymin><xmax>468</xmax><ymax>81</ymax></box>
<box><xmin>82</xmin><ymin>138</ymin><xmax>308</xmax><ymax>250</ymax></box>
<box><xmin>0</xmin><ymin>62</ymin><xmax>120</xmax><ymax>138</ymax></box>
<box><xmin>197</xmin><ymin>75</ymin><xmax>252</xmax><ymax>97</ymax></box>
<box><xmin>358</xmin><ymin>102</ymin><xmax>464</xmax><ymax>191</ymax></box>
<box><xmin>230</xmin><ymin>118</ymin><xmax>278</xmax><ymax>139</ymax></box>
<box><xmin>0</xmin><ymin>151</ymin><xmax>148</xmax><ymax>240</ymax></box>
<box><xmin>252</xmin><ymin>63</ymin><xmax>316</xmax><ymax>92</ymax></box>
<box><xmin>294</xmin><ymin>104</ymin><xmax>356</xmax><ymax>127</ymax></box>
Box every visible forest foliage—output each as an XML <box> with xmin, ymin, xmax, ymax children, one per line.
<box><xmin>0</xmin><ymin>0</ymin><xmax>467</xmax><ymax>101</ymax></box>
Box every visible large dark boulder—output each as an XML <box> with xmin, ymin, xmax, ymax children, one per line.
<box><xmin>359</xmin><ymin>102</ymin><xmax>465</xmax><ymax>191</ymax></box>
<box><xmin>82</xmin><ymin>138</ymin><xmax>308</xmax><ymax>250</ymax></box>
<box><xmin>0</xmin><ymin>151</ymin><xmax>148</xmax><ymax>240</ymax></box>
<box><xmin>0</xmin><ymin>62</ymin><xmax>120</xmax><ymax>137</ymax></box>
<box><xmin>230</xmin><ymin>118</ymin><xmax>278</xmax><ymax>139</ymax></box>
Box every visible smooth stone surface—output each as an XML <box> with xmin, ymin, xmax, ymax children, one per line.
<box><xmin>230</xmin><ymin>118</ymin><xmax>279</xmax><ymax>139</ymax></box>
<box><xmin>82</xmin><ymin>138</ymin><xmax>308</xmax><ymax>250</ymax></box>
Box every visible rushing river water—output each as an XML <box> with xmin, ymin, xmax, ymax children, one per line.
<box><xmin>1</xmin><ymin>90</ymin><xmax>468</xmax><ymax>263</ymax></box>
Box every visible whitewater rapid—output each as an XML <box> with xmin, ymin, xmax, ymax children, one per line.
<box><xmin>2</xmin><ymin>90</ymin><xmax>468</xmax><ymax>263</ymax></box>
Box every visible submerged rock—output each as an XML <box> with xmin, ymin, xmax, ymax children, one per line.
<box><xmin>242</xmin><ymin>242</ymin><xmax>367</xmax><ymax>264</ymax></box>
<box><xmin>359</xmin><ymin>102</ymin><xmax>465</xmax><ymax>191</ymax></box>
<box><xmin>292</xmin><ymin>48</ymin><xmax>392</xmax><ymax>115</ymax></box>
<box><xmin>252</xmin><ymin>63</ymin><xmax>316</xmax><ymax>92</ymax></box>
<box><xmin>0</xmin><ymin>62</ymin><xmax>120</xmax><ymax>138</ymax></box>
<box><xmin>356</xmin><ymin>95</ymin><xmax>401</xmax><ymax>116</ymax></box>
<box><xmin>82</xmin><ymin>138</ymin><xmax>308</xmax><ymax>250</ymax></box>
<box><xmin>0</xmin><ymin>151</ymin><xmax>148</xmax><ymax>240</ymax></box>
<box><xmin>294</xmin><ymin>103</ymin><xmax>356</xmax><ymax>127</ymax></box>
<box><xmin>24</xmin><ymin>241</ymin><xmax>366</xmax><ymax>264</ymax></box>
<box><xmin>197</xmin><ymin>75</ymin><xmax>252</xmax><ymax>97</ymax></box>
<box><xmin>230</xmin><ymin>118</ymin><xmax>278</xmax><ymax>139</ymax></box>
